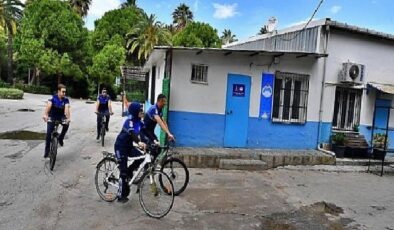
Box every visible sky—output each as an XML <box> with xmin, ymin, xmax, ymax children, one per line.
<box><xmin>84</xmin><ymin>0</ymin><xmax>394</xmax><ymax>41</ymax></box>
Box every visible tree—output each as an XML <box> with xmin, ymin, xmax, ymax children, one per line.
<box><xmin>16</xmin><ymin>0</ymin><xmax>86</xmax><ymax>85</ymax></box>
<box><xmin>92</xmin><ymin>7</ymin><xmax>143</xmax><ymax>52</ymax></box>
<box><xmin>221</xmin><ymin>29</ymin><xmax>237</xmax><ymax>45</ymax></box>
<box><xmin>173</xmin><ymin>21</ymin><xmax>221</xmax><ymax>48</ymax></box>
<box><xmin>0</xmin><ymin>0</ymin><xmax>24</xmax><ymax>83</ymax></box>
<box><xmin>172</xmin><ymin>3</ymin><xmax>193</xmax><ymax>30</ymax></box>
<box><xmin>68</xmin><ymin>0</ymin><xmax>92</xmax><ymax>17</ymax></box>
<box><xmin>126</xmin><ymin>14</ymin><xmax>172</xmax><ymax>61</ymax></box>
<box><xmin>120</xmin><ymin>0</ymin><xmax>136</xmax><ymax>8</ymax></box>
<box><xmin>258</xmin><ymin>25</ymin><xmax>268</xmax><ymax>35</ymax></box>
<box><xmin>88</xmin><ymin>42</ymin><xmax>125</xmax><ymax>86</ymax></box>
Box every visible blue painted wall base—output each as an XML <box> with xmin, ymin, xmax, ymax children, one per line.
<box><xmin>169</xmin><ymin>110</ymin><xmax>327</xmax><ymax>149</ymax></box>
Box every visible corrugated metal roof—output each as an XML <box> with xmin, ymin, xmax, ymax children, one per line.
<box><xmin>368</xmin><ymin>82</ymin><xmax>394</xmax><ymax>94</ymax></box>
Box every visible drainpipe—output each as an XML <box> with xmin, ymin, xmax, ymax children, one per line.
<box><xmin>316</xmin><ymin>23</ymin><xmax>330</xmax><ymax>148</ymax></box>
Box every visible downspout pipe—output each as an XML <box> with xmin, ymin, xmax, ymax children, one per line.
<box><xmin>316</xmin><ymin>23</ymin><xmax>330</xmax><ymax>148</ymax></box>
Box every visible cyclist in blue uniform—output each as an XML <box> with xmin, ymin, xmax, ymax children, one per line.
<box><xmin>95</xmin><ymin>88</ymin><xmax>113</xmax><ymax>140</ymax></box>
<box><xmin>141</xmin><ymin>94</ymin><xmax>175</xmax><ymax>145</ymax></box>
<box><xmin>114</xmin><ymin>102</ymin><xmax>146</xmax><ymax>203</ymax></box>
<box><xmin>42</xmin><ymin>84</ymin><xmax>71</xmax><ymax>158</ymax></box>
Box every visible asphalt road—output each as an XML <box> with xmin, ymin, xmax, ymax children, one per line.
<box><xmin>0</xmin><ymin>93</ymin><xmax>393</xmax><ymax>230</ymax></box>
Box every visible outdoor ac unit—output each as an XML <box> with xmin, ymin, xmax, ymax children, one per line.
<box><xmin>339</xmin><ymin>62</ymin><xmax>364</xmax><ymax>84</ymax></box>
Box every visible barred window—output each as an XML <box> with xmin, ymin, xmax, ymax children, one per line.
<box><xmin>272</xmin><ymin>72</ymin><xmax>309</xmax><ymax>123</ymax></box>
<box><xmin>191</xmin><ymin>64</ymin><xmax>208</xmax><ymax>83</ymax></box>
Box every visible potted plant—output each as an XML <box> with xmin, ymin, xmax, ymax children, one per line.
<box><xmin>331</xmin><ymin>132</ymin><xmax>346</xmax><ymax>158</ymax></box>
<box><xmin>353</xmin><ymin>124</ymin><xmax>359</xmax><ymax>133</ymax></box>
<box><xmin>372</xmin><ymin>133</ymin><xmax>388</xmax><ymax>160</ymax></box>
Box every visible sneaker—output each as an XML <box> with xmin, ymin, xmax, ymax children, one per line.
<box><xmin>44</xmin><ymin>152</ymin><xmax>49</xmax><ymax>158</ymax></box>
<box><xmin>117</xmin><ymin>197</ymin><xmax>129</xmax><ymax>203</ymax></box>
<box><xmin>58</xmin><ymin>139</ymin><xmax>64</xmax><ymax>147</ymax></box>
<box><xmin>105</xmin><ymin>127</ymin><xmax>109</xmax><ymax>132</ymax></box>
<box><xmin>96</xmin><ymin>134</ymin><xmax>100</xmax><ymax>140</ymax></box>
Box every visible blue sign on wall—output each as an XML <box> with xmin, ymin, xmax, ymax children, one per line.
<box><xmin>232</xmin><ymin>84</ymin><xmax>245</xmax><ymax>97</ymax></box>
<box><xmin>259</xmin><ymin>73</ymin><xmax>274</xmax><ymax>119</ymax></box>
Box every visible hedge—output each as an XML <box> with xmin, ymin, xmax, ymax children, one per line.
<box><xmin>0</xmin><ymin>88</ymin><xmax>24</xmax><ymax>99</ymax></box>
<box><xmin>126</xmin><ymin>92</ymin><xmax>145</xmax><ymax>103</ymax></box>
<box><xmin>14</xmin><ymin>83</ymin><xmax>50</xmax><ymax>94</ymax></box>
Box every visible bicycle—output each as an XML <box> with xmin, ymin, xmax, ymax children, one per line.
<box><xmin>96</xmin><ymin>112</ymin><xmax>110</xmax><ymax>147</ymax></box>
<box><xmin>154</xmin><ymin>141</ymin><xmax>189</xmax><ymax>196</ymax></box>
<box><xmin>48</xmin><ymin>119</ymin><xmax>68</xmax><ymax>171</ymax></box>
<box><xmin>94</xmin><ymin>146</ymin><xmax>175</xmax><ymax>219</ymax></box>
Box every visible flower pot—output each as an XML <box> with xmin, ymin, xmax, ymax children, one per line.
<box><xmin>334</xmin><ymin>145</ymin><xmax>346</xmax><ymax>158</ymax></box>
<box><xmin>373</xmin><ymin>148</ymin><xmax>386</xmax><ymax>160</ymax></box>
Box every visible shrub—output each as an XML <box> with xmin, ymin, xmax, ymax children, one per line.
<box><xmin>14</xmin><ymin>83</ymin><xmax>50</xmax><ymax>94</ymax></box>
<box><xmin>0</xmin><ymin>80</ymin><xmax>11</xmax><ymax>88</ymax></box>
<box><xmin>331</xmin><ymin>132</ymin><xmax>346</xmax><ymax>146</ymax></box>
<box><xmin>126</xmin><ymin>91</ymin><xmax>145</xmax><ymax>103</ymax></box>
<box><xmin>0</xmin><ymin>88</ymin><xmax>24</xmax><ymax>99</ymax></box>
<box><xmin>373</xmin><ymin>133</ymin><xmax>389</xmax><ymax>149</ymax></box>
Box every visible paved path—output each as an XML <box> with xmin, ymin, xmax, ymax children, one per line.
<box><xmin>0</xmin><ymin>94</ymin><xmax>393</xmax><ymax>230</ymax></box>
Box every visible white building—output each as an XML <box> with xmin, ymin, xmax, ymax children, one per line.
<box><xmin>144</xmin><ymin>18</ymin><xmax>394</xmax><ymax>152</ymax></box>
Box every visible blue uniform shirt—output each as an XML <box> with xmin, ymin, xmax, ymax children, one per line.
<box><xmin>143</xmin><ymin>104</ymin><xmax>162</xmax><ymax>132</ymax></box>
<box><xmin>97</xmin><ymin>94</ymin><xmax>110</xmax><ymax>112</ymax></box>
<box><xmin>115</xmin><ymin>117</ymin><xmax>143</xmax><ymax>149</ymax></box>
<box><xmin>49</xmin><ymin>95</ymin><xmax>69</xmax><ymax>121</ymax></box>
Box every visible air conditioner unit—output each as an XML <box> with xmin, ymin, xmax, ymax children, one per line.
<box><xmin>339</xmin><ymin>62</ymin><xmax>365</xmax><ymax>84</ymax></box>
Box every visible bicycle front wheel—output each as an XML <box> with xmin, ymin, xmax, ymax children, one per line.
<box><xmin>139</xmin><ymin>170</ymin><xmax>174</xmax><ymax>218</ymax></box>
<box><xmin>160</xmin><ymin>158</ymin><xmax>189</xmax><ymax>196</ymax></box>
<box><xmin>49</xmin><ymin>137</ymin><xmax>58</xmax><ymax>171</ymax></box>
<box><xmin>101</xmin><ymin>127</ymin><xmax>105</xmax><ymax>147</ymax></box>
<box><xmin>95</xmin><ymin>157</ymin><xmax>119</xmax><ymax>202</ymax></box>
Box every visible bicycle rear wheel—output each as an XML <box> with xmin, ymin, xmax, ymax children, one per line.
<box><xmin>95</xmin><ymin>157</ymin><xmax>119</xmax><ymax>202</ymax></box>
<box><xmin>139</xmin><ymin>170</ymin><xmax>174</xmax><ymax>218</ymax></box>
<box><xmin>49</xmin><ymin>137</ymin><xmax>58</xmax><ymax>171</ymax></box>
<box><xmin>160</xmin><ymin>158</ymin><xmax>189</xmax><ymax>196</ymax></box>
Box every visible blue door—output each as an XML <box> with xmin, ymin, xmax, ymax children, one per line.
<box><xmin>224</xmin><ymin>74</ymin><xmax>251</xmax><ymax>147</ymax></box>
<box><xmin>374</xmin><ymin>99</ymin><xmax>391</xmax><ymax>134</ymax></box>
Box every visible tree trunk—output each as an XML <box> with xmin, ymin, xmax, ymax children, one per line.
<box><xmin>57</xmin><ymin>73</ymin><xmax>62</xmax><ymax>85</ymax></box>
<box><xmin>6</xmin><ymin>26</ymin><xmax>13</xmax><ymax>84</ymax></box>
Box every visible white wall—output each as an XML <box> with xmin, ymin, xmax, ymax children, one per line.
<box><xmin>147</xmin><ymin>58</ymin><xmax>166</xmax><ymax>103</ymax></box>
<box><xmin>170</xmin><ymin>50</ymin><xmax>323</xmax><ymax>121</ymax></box>
<box><xmin>323</xmin><ymin>29</ymin><xmax>394</xmax><ymax>125</ymax></box>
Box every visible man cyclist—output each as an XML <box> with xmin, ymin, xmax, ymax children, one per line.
<box><xmin>141</xmin><ymin>94</ymin><xmax>175</xmax><ymax>147</ymax></box>
<box><xmin>114</xmin><ymin>102</ymin><xmax>146</xmax><ymax>203</ymax></box>
<box><xmin>95</xmin><ymin>88</ymin><xmax>113</xmax><ymax>140</ymax></box>
<box><xmin>42</xmin><ymin>84</ymin><xmax>71</xmax><ymax>158</ymax></box>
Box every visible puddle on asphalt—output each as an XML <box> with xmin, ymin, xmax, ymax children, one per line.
<box><xmin>17</xmin><ymin>109</ymin><xmax>35</xmax><ymax>112</ymax></box>
<box><xmin>0</xmin><ymin>131</ymin><xmax>46</xmax><ymax>140</ymax></box>
<box><xmin>259</xmin><ymin>202</ymin><xmax>352</xmax><ymax>230</ymax></box>
<box><xmin>85</xmin><ymin>101</ymin><xmax>95</xmax><ymax>104</ymax></box>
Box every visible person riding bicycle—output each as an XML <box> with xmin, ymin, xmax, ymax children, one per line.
<box><xmin>96</xmin><ymin>88</ymin><xmax>113</xmax><ymax>140</ymax></box>
<box><xmin>42</xmin><ymin>84</ymin><xmax>71</xmax><ymax>158</ymax></box>
<box><xmin>141</xmin><ymin>94</ymin><xmax>175</xmax><ymax>150</ymax></box>
<box><xmin>114</xmin><ymin>102</ymin><xmax>146</xmax><ymax>203</ymax></box>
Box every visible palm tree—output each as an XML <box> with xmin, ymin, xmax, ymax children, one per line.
<box><xmin>0</xmin><ymin>0</ymin><xmax>24</xmax><ymax>83</ymax></box>
<box><xmin>258</xmin><ymin>25</ymin><xmax>268</xmax><ymax>35</ymax></box>
<box><xmin>121</xmin><ymin>0</ymin><xmax>136</xmax><ymax>8</ymax></box>
<box><xmin>221</xmin><ymin>29</ymin><xmax>237</xmax><ymax>45</ymax></box>
<box><xmin>126</xmin><ymin>14</ymin><xmax>172</xmax><ymax>61</ymax></box>
<box><xmin>172</xmin><ymin>3</ymin><xmax>193</xmax><ymax>30</ymax></box>
<box><xmin>69</xmin><ymin>0</ymin><xmax>92</xmax><ymax>17</ymax></box>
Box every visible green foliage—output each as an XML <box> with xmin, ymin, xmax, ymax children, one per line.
<box><xmin>88</xmin><ymin>43</ymin><xmax>125</xmax><ymax>84</ymax></box>
<box><xmin>92</xmin><ymin>7</ymin><xmax>143</xmax><ymax>52</ymax></box>
<box><xmin>173</xmin><ymin>22</ymin><xmax>221</xmax><ymax>48</ymax></box>
<box><xmin>172</xmin><ymin>3</ymin><xmax>193</xmax><ymax>30</ymax></box>
<box><xmin>0</xmin><ymin>87</ymin><xmax>23</xmax><ymax>99</ymax></box>
<box><xmin>126</xmin><ymin>14</ymin><xmax>172</xmax><ymax>60</ymax></box>
<box><xmin>126</xmin><ymin>91</ymin><xmax>144</xmax><ymax>103</ymax></box>
<box><xmin>15</xmin><ymin>0</ymin><xmax>86</xmax><ymax>83</ymax></box>
<box><xmin>331</xmin><ymin>132</ymin><xmax>346</xmax><ymax>146</ymax></box>
<box><xmin>0</xmin><ymin>79</ymin><xmax>11</xmax><ymax>88</ymax></box>
<box><xmin>14</xmin><ymin>83</ymin><xmax>50</xmax><ymax>94</ymax></box>
<box><xmin>221</xmin><ymin>29</ymin><xmax>237</xmax><ymax>45</ymax></box>
<box><xmin>373</xmin><ymin>133</ymin><xmax>389</xmax><ymax>148</ymax></box>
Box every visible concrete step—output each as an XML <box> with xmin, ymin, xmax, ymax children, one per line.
<box><xmin>336</xmin><ymin>157</ymin><xmax>394</xmax><ymax>166</ymax></box>
<box><xmin>176</xmin><ymin>148</ymin><xmax>336</xmax><ymax>169</ymax></box>
<box><xmin>219</xmin><ymin>159</ymin><xmax>268</xmax><ymax>171</ymax></box>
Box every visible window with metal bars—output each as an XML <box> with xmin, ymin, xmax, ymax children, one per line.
<box><xmin>191</xmin><ymin>64</ymin><xmax>208</xmax><ymax>84</ymax></box>
<box><xmin>272</xmin><ymin>72</ymin><xmax>309</xmax><ymax>123</ymax></box>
